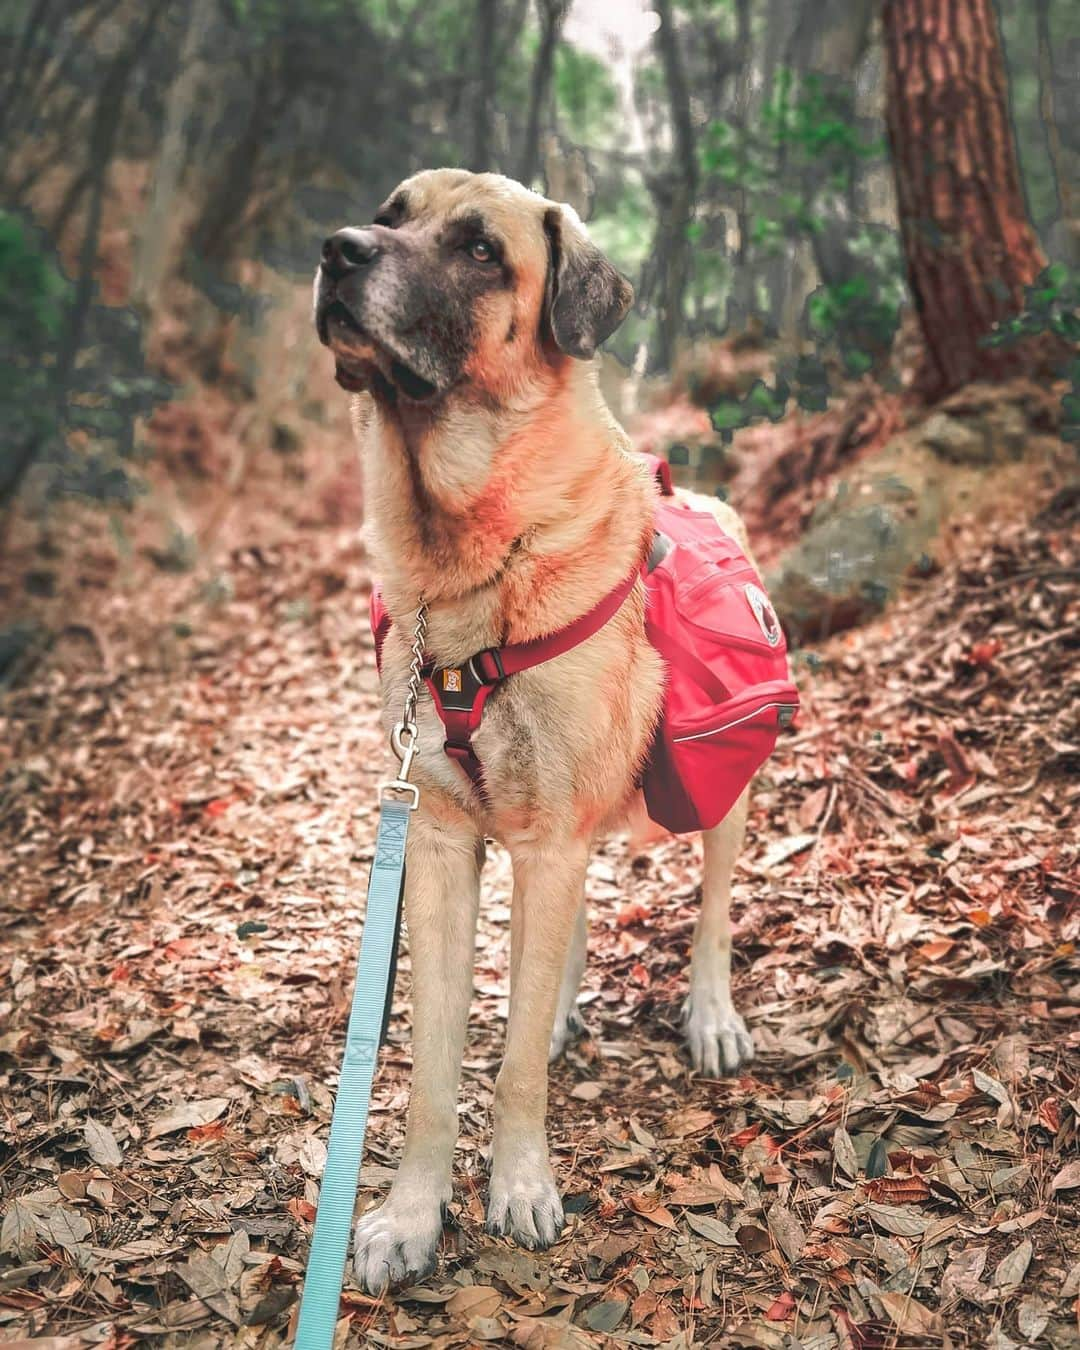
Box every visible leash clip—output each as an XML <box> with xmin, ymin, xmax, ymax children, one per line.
<box><xmin>383</xmin><ymin>719</ymin><xmax>421</xmax><ymax>809</ymax></box>
<box><xmin>381</xmin><ymin>600</ymin><xmax>429</xmax><ymax>811</ymax></box>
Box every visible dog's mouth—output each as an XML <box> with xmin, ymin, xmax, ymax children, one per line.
<box><xmin>317</xmin><ymin>299</ymin><xmax>438</xmax><ymax>402</ymax></box>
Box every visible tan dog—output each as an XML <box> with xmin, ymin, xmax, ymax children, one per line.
<box><xmin>314</xmin><ymin>169</ymin><xmax>755</xmax><ymax>1291</ymax></box>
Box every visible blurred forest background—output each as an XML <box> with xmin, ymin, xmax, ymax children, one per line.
<box><xmin>1</xmin><ymin>3</ymin><xmax>1079</xmax><ymax>1347</ymax></box>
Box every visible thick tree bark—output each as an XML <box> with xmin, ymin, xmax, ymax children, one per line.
<box><xmin>883</xmin><ymin>0</ymin><xmax>1051</xmax><ymax>399</ymax></box>
<box><xmin>518</xmin><ymin>0</ymin><xmax>569</xmax><ymax>188</ymax></box>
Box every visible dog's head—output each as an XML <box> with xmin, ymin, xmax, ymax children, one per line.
<box><xmin>314</xmin><ymin>169</ymin><xmax>633</xmax><ymax>404</ymax></box>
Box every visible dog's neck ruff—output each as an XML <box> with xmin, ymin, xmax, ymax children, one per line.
<box><xmin>371</xmin><ymin>559</ymin><xmax>643</xmax><ymax>801</ymax></box>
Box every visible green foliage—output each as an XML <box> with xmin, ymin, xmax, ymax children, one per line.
<box><xmin>701</xmin><ymin>67</ymin><xmax>885</xmax><ymax>246</ymax></box>
<box><xmin>0</xmin><ymin>212</ymin><xmax>69</xmax><ymax>496</ymax></box>
<box><xmin>590</xmin><ymin>174</ymin><xmax>655</xmax><ymax>282</ymax></box>
<box><xmin>984</xmin><ymin>263</ymin><xmax>1080</xmax><ymax>442</ymax></box>
<box><xmin>710</xmin><ymin>377</ymin><xmax>789</xmax><ymax>440</ymax></box>
<box><xmin>987</xmin><ymin>262</ymin><xmax>1080</xmax><ymax>346</ymax></box>
<box><xmin>553</xmin><ymin>45</ymin><xmax>619</xmax><ymax>145</ymax></box>
<box><xmin>763</xmin><ymin>73</ymin><xmax>884</xmax><ymax>186</ymax></box>
<box><xmin>807</xmin><ymin>259</ymin><xmax>902</xmax><ymax>379</ymax></box>
<box><xmin>696</xmin><ymin>61</ymin><xmax>905</xmax><ymax>429</ymax></box>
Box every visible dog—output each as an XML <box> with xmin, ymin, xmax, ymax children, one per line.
<box><xmin>314</xmin><ymin>169</ymin><xmax>756</xmax><ymax>1292</ymax></box>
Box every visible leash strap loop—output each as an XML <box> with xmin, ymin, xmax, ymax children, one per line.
<box><xmin>293</xmin><ymin>796</ymin><xmax>411</xmax><ymax>1349</ymax></box>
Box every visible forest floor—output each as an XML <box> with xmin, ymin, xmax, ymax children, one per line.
<box><xmin>1</xmin><ymin>435</ymin><xmax>1078</xmax><ymax>1350</ymax></box>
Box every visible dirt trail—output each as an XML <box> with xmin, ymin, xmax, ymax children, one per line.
<box><xmin>1</xmin><ymin>486</ymin><xmax>1077</xmax><ymax>1348</ymax></box>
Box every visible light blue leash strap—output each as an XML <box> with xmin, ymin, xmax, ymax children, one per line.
<box><xmin>293</xmin><ymin>792</ymin><xmax>412</xmax><ymax>1350</ymax></box>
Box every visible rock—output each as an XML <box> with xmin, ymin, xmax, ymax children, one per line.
<box><xmin>770</xmin><ymin>485</ymin><xmax>937</xmax><ymax>644</ymax></box>
<box><xmin>983</xmin><ymin>402</ymin><xmax>1028</xmax><ymax>458</ymax></box>
<box><xmin>768</xmin><ymin>403</ymin><xmax>1058</xmax><ymax>645</ymax></box>
<box><xmin>920</xmin><ymin>411</ymin><xmax>989</xmax><ymax>464</ymax></box>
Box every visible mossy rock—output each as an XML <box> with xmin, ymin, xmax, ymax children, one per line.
<box><xmin>768</xmin><ymin>418</ymin><xmax>1059</xmax><ymax>645</ymax></box>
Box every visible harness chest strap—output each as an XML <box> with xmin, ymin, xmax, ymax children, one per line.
<box><xmin>370</xmin><ymin>455</ymin><xmax>675</xmax><ymax>797</ymax></box>
<box><xmin>372</xmin><ymin>559</ymin><xmax>644</xmax><ymax>797</ymax></box>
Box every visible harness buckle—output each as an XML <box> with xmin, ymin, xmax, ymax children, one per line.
<box><xmin>469</xmin><ymin>648</ymin><xmax>506</xmax><ymax>684</ymax></box>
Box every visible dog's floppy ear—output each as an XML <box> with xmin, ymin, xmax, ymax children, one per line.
<box><xmin>542</xmin><ymin>204</ymin><xmax>634</xmax><ymax>359</ymax></box>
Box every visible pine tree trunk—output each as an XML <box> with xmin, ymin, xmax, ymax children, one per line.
<box><xmin>883</xmin><ymin>0</ymin><xmax>1050</xmax><ymax>399</ymax></box>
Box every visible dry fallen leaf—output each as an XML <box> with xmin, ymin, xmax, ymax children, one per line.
<box><xmin>767</xmin><ymin>1203</ymin><xmax>807</xmax><ymax>1262</ymax></box>
<box><xmin>993</xmin><ymin>1239</ymin><xmax>1033</xmax><ymax>1293</ymax></box>
<box><xmin>445</xmin><ymin>1285</ymin><xmax>502</xmax><ymax>1321</ymax></box>
<box><xmin>626</xmin><ymin>1194</ymin><xmax>677</xmax><ymax>1230</ymax></box>
<box><xmin>84</xmin><ymin>1117</ymin><xmax>122</xmax><ymax>1166</ymax></box>
<box><xmin>832</xmin><ymin>1125</ymin><xmax>858</xmax><ymax>1179</ymax></box>
<box><xmin>879</xmin><ymin>1290</ymin><xmax>940</xmax><ymax>1338</ymax></box>
<box><xmin>684</xmin><ymin>1212</ymin><xmax>739</xmax><ymax>1247</ymax></box>
<box><xmin>1050</xmin><ymin>1160</ymin><xmax>1080</xmax><ymax>1192</ymax></box>
<box><xmin>862</xmin><ymin>1203</ymin><xmax>929</xmax><ymax>1237</ymax></box>
<box><xmin>148</xmin><ymin>1097</ymin><xmax>230</xmax><ymax>1139</ymax></box>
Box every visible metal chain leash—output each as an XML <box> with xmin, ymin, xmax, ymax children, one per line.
<box><xmin>384</xmin><ymin>600</ymin><xmax>428</xmax><ymax>807</ymax></box>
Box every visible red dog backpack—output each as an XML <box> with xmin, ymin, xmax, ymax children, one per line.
<box><xmin>639</xmin><ymin>455</ymin><xmax>799</xmax><ymax>833</ymax></box>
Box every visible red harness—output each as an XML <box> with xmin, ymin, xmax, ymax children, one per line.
<box><xmin>370</xmin><ymin>555</ymin><xmax>643</xmax><ymax>800</ymax></box>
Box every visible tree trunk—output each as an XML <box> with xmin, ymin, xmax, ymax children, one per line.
<box><xmin>189</xmin><ymin>58</ymin><xmax>275</xmax><ymax>263</ymax></box>
<box><xmin>760</xmin><ymin>0</ymin><xmax>805</xmax><ymax>334</ymax></box>
<box><xmin>883</xmin><ymin>0</ymin><xmax>1051</xmax><ymax>399</ymax></box>
<box><xmin>789</xmin><ymin>0</ymin><xmax>874</xmax><ymax>291</ymax></box>
<box><xmin>0</xmin><ymin>0</ymin><xmax>165</xmax><ymax>517</ymax></box>
<box><xmin>727</xmin><ymin>0</ymin><xmax>755</xmax><ymax>328</ymax></box>
<box><xmin>54</xmin><ymin>0</ymin><xmax>167</xmax><ymax>393</ymax></box>
<box><xmin>131</xmin><ymin>0</ymin><xmax>219</xmax><ymax>314</ymax></box>
<box><xmin>1035</xmin><ymin>0</ymin><xmax>1078</xmax><ymax>264</ymax></box>
<box><xmin>518</xmin><ymin>0</ymin><xmax>569</xmax><ymax>188</ymax></box>
<box><xmin>648</xmin><ymin>0</ymin><xmax>698</xmax><ymax>371</ymax></box>
<box><xmin>0</xmin><ymin>0</ymin><xmax>54</xmax><ymax>142</ymax></box>
<box><xmin>470</xmin><ymin>0</ymin><xmax>498</xmax><ymax>171</ymax></box>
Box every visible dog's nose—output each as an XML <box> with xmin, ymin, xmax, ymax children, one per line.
<box><xmin>321</xmin><ymin>227</ymin><xmax>379</xmax><ymax>279</ymax></box>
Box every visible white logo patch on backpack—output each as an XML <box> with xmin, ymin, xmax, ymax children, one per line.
<box><xmin>745</xmin><ymin>583</ymin><xmax>781</xmax><ymax>647</ymax></box>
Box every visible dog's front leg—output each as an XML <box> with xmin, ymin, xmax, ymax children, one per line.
<box><xmin>353</xmin><ymin>809</ymin><xmax>482</xmax><ymax>1292</ymax></box>
<box><xmin>487</xmin><ymin>836</ymin><xmax>590</xmax><ymax>1250</ymax></box>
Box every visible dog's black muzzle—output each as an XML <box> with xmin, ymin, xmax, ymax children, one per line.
<box><xmin>315</xmin><ymin>226</ymin><xmax>382</xmax><ymax>345</ymax></box>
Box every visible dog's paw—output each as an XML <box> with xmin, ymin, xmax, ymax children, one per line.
<box><xmin>548</xmin><ymin>1007</ymin><xmax>585</xmax><ymax>1062</ymax></box>
<box><xmin>682</xmin><ymin>996</ymin><xmax>754</xmax><ymax>1077</ymax></box>
<box><xmin>486</xmin><ymin>1162</ymin><xmax>564</xmax><ymax>1250</ymax></box>
<box><xmin>352</xmin><ymin>1195</ymin><xmax>445</xmax><ymax>1293</ymax></box>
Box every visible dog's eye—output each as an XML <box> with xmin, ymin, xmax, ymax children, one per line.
<box><xmin>467</xmin><ymin>239</ymin><xmax>496</xmax><ymax>263</ymax></box>
<box><xmin>373</xmin><ymin>214</ymin><xmax>394</xmax><ymax>227</ymax></box>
